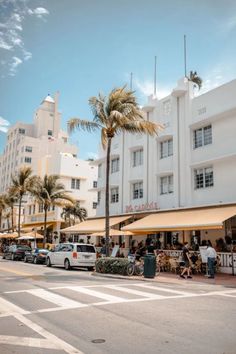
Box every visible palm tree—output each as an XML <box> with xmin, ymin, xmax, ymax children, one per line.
<box><xmin>31</xmin><ymin>175</ymin><xmax>74</xmax><ymax>246</ymax></box>
<box><xmin>61</xmin><ymin>205</ymin><xmax>72</xmax><ymax>226</ymax></box>
<box><xmin>68</xmin><ymin>87</ymin><xmax>162</xmax><ymax>256</ymax></box>
<box><xmin>10</xmin><ymin>167</ymin><xmax>36</xmax><ymax>237</ymax></box>
<box><xmin>70</xmin><ymin>202</ymin><xmax>87</xmax><ymax>225</ymax></box>
<box><xmin>188</xmin><ymin>71</ymin><xmax>202</xmax><ymax>90</ymax></box>
<box><xmin>4</xmin><ymin>189</ymin><xmax>18</xmax><ymax>232</ymax></box>
<box><xmin>0</xmin><ymin>194</ymin><xmax>6</xmax><ymax>231</ymax></box>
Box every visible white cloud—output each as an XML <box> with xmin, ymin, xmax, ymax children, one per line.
<box><xmin>9</xmin><ymin>56</ymin><xmax>23</xmax><ymax>76</ymax></box>
<box><xmin>134</xmin><ymin>78</ymin><xmax>173</xmax><ymax>100</ymax></box>
<box><xmin>28</xmin><ymin>7</ymin><xmax>49</xmax><ymax>18</ymax></box>
<box><xmin>0</xmin><ymin>116</ymin><xmax>10</xmax><ymax>133</ymax></box>
<box><xmin>0</xmin><ymin>0</ymin><xmax>50</xmax><ymax>76</ymax></box>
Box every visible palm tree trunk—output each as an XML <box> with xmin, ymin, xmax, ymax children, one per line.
<box><xmin>43</xmin><ymin>206</ymin><xmax>48</xmax><ymax>248</ymax></box>
<box><xmin>18</xmin><ymin>197</ymin><xmax>22</xmax><ymax>238</ymax></box>
<box><xmin>105</xmin><ymin>137</ymin><xmax>112</xmax><ymax>257</ymax></box>
<box><xmin>11</xmin><ymin>206</ymin><xmax>14</xmax><ymax>232</ymax></box>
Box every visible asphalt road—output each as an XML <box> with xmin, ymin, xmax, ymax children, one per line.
<box><xmin>0</xmin><ymin>258</ymin><xmax>236</xmax><ymax>354</ymax></box>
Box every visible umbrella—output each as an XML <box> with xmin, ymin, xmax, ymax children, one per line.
<box><xmin>0</xmin><ymin>232</ymin><xmax>18</xmax><ymax>239</ymax></box>
<box><xmin>17</xmin><ymin>233</ymin><xmax>44</xmax><ymax>240</ymax></box>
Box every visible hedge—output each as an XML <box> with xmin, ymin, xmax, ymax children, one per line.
<box><xmin>95</xmin><ymin>257</ymin><xmax>130</xmax><ymax>275</ymax></box>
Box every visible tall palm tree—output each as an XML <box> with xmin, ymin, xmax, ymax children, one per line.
<box><xmin>68</xmin><ymin>87</ymin><xmax>162</xmax><ymax>256</ymax></box>
<box><xmin>10</xmin><ymin>167</ymin><xmax>36</xmax><ymax>237</ymax></box>
<box><xmin>4</xmin><ymin>189</ymin><xmax>18</xmax><ymax>232</ymax></box>
<box><xmin>31</xmin><ymin>175</ymin><xmax>74</xmax><ymax>246</ymax></box>
<box><xmin>0</xmin><ymin>194</ymin><xmax>6</xmax><ymax>231</ymax></box>
<box><xmin>188</xmin><ymin>71</ymin><xmax>202</xmax><ymax>90</ymax></box>
<box><xmin>61</xmin><ymin>205</ymin><xmax>72</xmax><ymax>226</ymax></box>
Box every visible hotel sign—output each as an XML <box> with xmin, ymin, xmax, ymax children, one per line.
<box><xmin>125</xmin><ymin>202</ymin><xmax>159</xmax><ymax>213</ymax></box>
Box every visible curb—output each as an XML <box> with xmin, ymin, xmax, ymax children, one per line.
<box><xmin>92</xmin><ymin>271</ymin><xmax>156</xmax><ymax>282</ymax></box>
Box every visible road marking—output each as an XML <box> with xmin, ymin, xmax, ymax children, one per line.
<box><xmin>66</xmin><ymin>286</ymin><xmax>127</xmax><ymax>302</ymax></box>
<box><xmin>14</xmin><ymin>313</ymin><xmax>84</xmax><ymax>354</ymax></box>
<box><xmin>0</xmin><ymin>335</ymin><xmax>59</xmax><ymax>349</ymax></box>
<box><xmin>104</xmin><ymin>285</ymin><xmax>165</xmax><ymax>299</ymax></box>
<box><xmin>0</xmin><ymin>296</ymin><xmax>29</xmax><ymax>317</ymax></box>
<box><xmin>133</xmin><ymin>283</ymin><xmax>195</xmax><ymax>296</ymax></box>
<box><xmin>26</xmin><ymin>288</ymin><xmax>85</xmax><ymax>308</ymax></box>
<box><xmin>0</xmin><ymin>266</ymin><xmax>33</xmax><ymax>277</ymax></box>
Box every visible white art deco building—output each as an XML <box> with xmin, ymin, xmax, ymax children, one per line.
<box><xmin>0</xmin><ymin>94</ymin><xmax>98</xmax><ymax>235</ymax></box>
<box><xmin>93</xmin><ymin>77</ymin><xmax>236</xmax><ymax>248</ymax></box>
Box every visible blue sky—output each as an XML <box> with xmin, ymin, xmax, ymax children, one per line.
<box><xmin>1</xmin><ymin>0</ymin><xmax>236</xmax><ymax>159</ymax></box>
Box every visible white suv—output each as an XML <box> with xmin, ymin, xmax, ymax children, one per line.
<box><xmin>46</xmin><ymin>243</ymin><xmax>96</xmax><ymax>270</ymax></box>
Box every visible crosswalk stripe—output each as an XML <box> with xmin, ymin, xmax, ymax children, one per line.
<box><xmin>66</xmin><ymin>286</ymin><xmax>126</xmax><ymax>302</ymax></box>
<box><xmin>0</xmin><ymin>336</ymin><xmax>58</xmax><ymax>349</ymax></box>
<box><xmin>133</xmin><ymin>284</ymin><xmax>195</xmax><ymax>296</ymax></box>
<box><xmin>26</xmin><ymin>289</ymin><xmax>84</xmax><ymax>308</ymax></box>
<box><xmin>104</xmin><ymin>285</ymin><xmax>165</xmax><ymax>299</ymax></box>
<box><xmin>0</xmin><ymin>296</ymin><xmax>29</xmax><ymax>317</ymax></box>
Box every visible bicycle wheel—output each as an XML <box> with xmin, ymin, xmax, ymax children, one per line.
<box><xmin>126</xmin><ymin>263</ymin><xmax>135</xmax><ymax>276</ymax></box>
<box><xmin>135</xmin><ymin>264</ymin><xmax>144</xmax><ymax>276</ymax></box>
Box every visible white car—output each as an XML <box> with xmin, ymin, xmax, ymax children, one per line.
<box><xmin>46</xmin><ymin>243</ymin><xmax>96</xmax><ymax>270</ymax></box>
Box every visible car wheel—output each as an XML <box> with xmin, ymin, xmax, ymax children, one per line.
<box><xmin>24</xmin><ymin>256</ymin><xmax>28</xmax><ymax>263</ymax></box>
<box><xmin>87</xmin><ymin>266</ymin><xmax>94</xmax><ymax>271</ymax></box>
<box><xmin>11</xmin><ymin>254</ymin><xmax>15</xmax><ymax>261</ymax></box>
<box><xmin>33</xmin><ymin>257</ymin><xmax>38</xmax><ymax>264</ymax></box>
<box><xmin>46</xmin><ymin>257</ymin><xmax>51</xmax><ymax>267</ymax></box>
<box><xmin>64</xmin><ymin>258</ymin><xmax>71</xmax><ymax>270</ymax></box>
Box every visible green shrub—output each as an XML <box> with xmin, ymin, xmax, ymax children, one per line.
<box><xmin>95</xmin><ymin>257</ymin><xmax>130</xmax><ymax>275</ymax></box>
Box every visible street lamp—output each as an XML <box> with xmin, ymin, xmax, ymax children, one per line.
<box><xmin>32</xmin><ymin>227</ymin><xmax>37</xmax><ymax>248</ymax></box>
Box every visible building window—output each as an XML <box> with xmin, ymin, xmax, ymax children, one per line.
<box><xmin>71</xmin><ymin>178</ymin><xmax>80</xmax><ymax>189</ymax></box>
<box><xmin>132</xmin><ymin>149</ymin><xmax>143</xmax><ymax>167</ymax></box>
<box><xmin>24</xmin><ymin>157</ymin><xmax>32</xmax><ymax>163</ymax></box>
<box><xmin>25</xmin><ymin>146</ymin><xmax>32</xmax><ymax>153</ymax></box>
<box><xmin>111</xmin><ymin>158</ymin><xmax>119</xmax><ymax>173</ymax></box>
<box><xmin>52</xmin><ymin>205</ymin><xmax>55</xmax><ymax>211</ymax></box>
<box><xmin>93</xmin><ymin>181</ymin><xmax>97</xmax><ymax>188</ymax></box>
<box><xmin>194</xmin><ymin>167</ymin><xmax>214</xmax><ymax>189</ymax></box>
<box><xmin>97</xmin><ymin>191</ymin><xmax>101</xmax><ymax>204</ymax></box>
<box><xmin>48</xmin><ymin>130</ymin><xmax>53</xmax><ymax>136</ymax></box>
<box><xmin>93</xmin><ymin>202</ymin><xmax>97</xmax><ymax>209</ymax></box>
<box><xmin>132</xmin><ymin>182</ymin><xmax>143</xmax><ymax>199</ymax></box>
<box><xmin>163</xmin><ymin>100</ymin><xmax>171</xmax><ymax>115</ymax></box>
<box><xmin>160</xmin><ymin>175</ymin><xmax>173</xmax><ymax>195</ymax></box>
<box><xmin>19</xmin><ymin>128</ymin><xmax>25</xmax><ymax>134</ymax></box>
<box><xmin>160</xmin><ymin>139</ymin><xmax>173</xmax><ymax>159</ymax></box>
<box><xmin>29</xmin><ymin>205</ymin><xmax>32</xmax><ymax>215</ymax></box>
<box><xmin>193</xmin><ymin>125</ymin><xmax>212</xmax><ymax>149</ymax></box>
<box><xmin>111</xmin><ymin>187</ymin><xmax>119</xmax><ymax>203</ymax></box>
<box><xmin>38</xmin><ymin>204</ymin><xmax>43</xmax><ymax>213</ymax></box>
<box><xmin>33</xmin><ymin>205</ymin><xmax>35</xmax><ymax>214</ymax></box>
<box><xmin>98</xmin><ymin>164</ymin><xmax>102</xmax><ymax>178</ymax></box>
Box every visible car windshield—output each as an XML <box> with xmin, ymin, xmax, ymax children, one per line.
<box><xmin>38</xmin><ymin>249</ymin><xmax>49</xmax><ymax>253</ymax></box>
<box><xmin>17</xmin><ymin>246</ymin><xmax>31</xmax><ymax>251</ymax></box>
<box><xmin>76</xmin><ymin>245</ymin><xmax>95</xmax><ymax>253</ymax></box>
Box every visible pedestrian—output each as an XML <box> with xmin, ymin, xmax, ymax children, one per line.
<box><xmin>179</xmin><ymin>242</ymin><xmax>192</xmax><ymax>279</ymax></box>
<box><xmin>147</xmin><ymin>241</ymin><xmax>157</xmax><ymax>255</ymax></box>
<box><xmin>206</xmin><ymin>241</ymin><xmax>217</xmax><ymax>279</ymax></box>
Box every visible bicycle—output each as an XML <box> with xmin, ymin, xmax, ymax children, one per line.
<box><xmin>126</xmin><ymin>256</ymin><xmax>144</xmax><ymax>276</ymax></box>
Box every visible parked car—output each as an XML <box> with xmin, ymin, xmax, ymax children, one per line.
<box><xmin>3</xmin><ymin>245</ymin><xmax>32</xmax><ymax>261</ymax></box>
<box><xmin>24</xmin><ymin>248</ymin><xmax>49</xmax><ymax>264</ymax></box>
<box><xmin>46</xmin><ymin>243</ymin><xmax>96</xmax><ymax>270</ymax></box>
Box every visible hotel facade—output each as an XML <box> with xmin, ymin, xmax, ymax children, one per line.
<box><xmin>0</xmin><ymin>94</ymin><xmax>98</xmax><ymax>236</ymax></box>
<box><xmin>91</xmin><ymin>77</ymin><xmax>236</xmax><ymax>248</ymax></box>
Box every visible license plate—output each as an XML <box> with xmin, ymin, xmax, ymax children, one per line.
<box><xmin>84</xmin><ymin>255</ymin><xmax>91</xmax><ymax>258</ymax></box>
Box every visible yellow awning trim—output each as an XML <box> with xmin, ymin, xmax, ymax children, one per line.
<box><xmin>61</xmin><ymin>216</ymin><xmax>131</xmax><ymax>234</ymax></box>
<box><xmin>122</xmin><ymin>205</ymin><xmax>236</xmax><ymax>233</ymax></box>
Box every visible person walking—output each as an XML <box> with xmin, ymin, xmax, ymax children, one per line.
<box><xmin>206</xmin><ymin>241</ymin><xmax>217</xmax><ymax>278</ymax></box>
<box><xmin>179</xmin><ymin>242</ymin><xmax>192</xmax><ymax>279</ymax></box>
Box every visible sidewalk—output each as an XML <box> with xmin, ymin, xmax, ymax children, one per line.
<box><xmin>93</xmin><ymin>271</ymin><xmax>236</xmax><ymax>288</ymax></box>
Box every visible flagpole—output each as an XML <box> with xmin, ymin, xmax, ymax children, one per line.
<box><xmin>184</xmin><ymin>35</ymin><xmax>187</xmax><ymax>77</ymax></box>
<box><xmin>130</xmin><ymin>72</ymin><xmax>133</xmax><ymax>90</ymax></box>
<box><xmin>154</xmin><ymin>56</ymin><xmax>157</xmax><ymax>96</ymax></box>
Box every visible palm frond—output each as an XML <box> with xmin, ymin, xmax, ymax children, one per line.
<box><xmin>67</xmin><ymin>118</ymin><xmax>100</xmax><ymax>134</ymax></box>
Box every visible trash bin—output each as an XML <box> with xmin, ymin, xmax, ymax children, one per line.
<box><xmin>144</xmin><ymin>254</ymin><xmax>156</xmax><ymax>278</ymax></box>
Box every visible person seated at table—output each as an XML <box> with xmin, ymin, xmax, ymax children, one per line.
<box><xmin>190</xmin><ymin>252</ymin><xmax>198</xmax><ymax>265</ymax></box>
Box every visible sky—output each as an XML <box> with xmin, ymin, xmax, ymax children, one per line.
<box><xmin>0</xmin><ymin>0</ymin><xmax>236</xmax><ymax>159</ymax></box>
